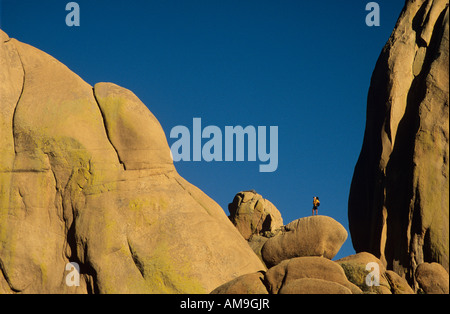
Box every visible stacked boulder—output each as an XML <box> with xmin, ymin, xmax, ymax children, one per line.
<box><xmin>213</xmin><ymin>191</ymin><xmax>435</xmax><ymax>294</ymax></box>
<box><xmin>215</xmin><ymin>191</ymin><xmax>358</xmax><ymax>294</ymax></box>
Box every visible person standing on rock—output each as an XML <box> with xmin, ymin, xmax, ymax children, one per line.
<box><xmin>312</xmin><ymin>197</ymin><xmax>320</xmax><ymax>216</ymax></box>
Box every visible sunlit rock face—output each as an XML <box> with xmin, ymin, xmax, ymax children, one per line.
<box><xmin>0</xmin><ymin>29</ymin><xmax>265</xmax><ymax>294</ymax></box>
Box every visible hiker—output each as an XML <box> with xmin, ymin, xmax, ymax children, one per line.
<box><xmin>312</xmin><ymin>196</ymin><xmax>320</xmax><ymax>216</ymax></box>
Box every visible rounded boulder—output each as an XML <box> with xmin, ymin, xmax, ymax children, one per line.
<box><xmin>261</xmin><ymin>216</ymin><xmax>348</xmax><ymax>268</ymax></box>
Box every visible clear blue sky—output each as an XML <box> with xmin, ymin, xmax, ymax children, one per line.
<box><xmin>0</xmin><ymin>0</ymin><xmax>405</xmax><ymax>260</ymax></box>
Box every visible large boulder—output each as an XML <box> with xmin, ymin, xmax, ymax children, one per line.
<box><xmin>210</xmin><ymin>272</ymin><xmax>269</xmax><ymax>294</ymax></box>
<box><xmin>93</xmin><ymin>82</ymin><xmax>173</xmax><ymax>170</ymax></box>
<box><xmin>335</xmin><ymin>253</ymin><xmax>414</xmax><ymax>295</ymax></box>
<box><xmin>415</xmin><ymin>262</ymin><xmax>449</xmax><ymax>294</ymax></box>
<box><xmin>0</xmin><ymin>29</ymin><xmax>265</xmax><ymax>294</ymax></box>
<box><xmin>264</xmin><ymin>256</ymin><xmax>361</xmax><ymax>294</ymax></box>
<box><xmin>335</xmin><ymin>252</ymin><xmax>392</xmax><ymax>294</ymax></box>
<box><xmin>278</xmin><ymin>278</ymin><xmax>352</xmax><ymax>294</ymax></box>
<box><xmin>348</xmin><ymin>0</ymin><xmax>449</xmax><ymax>284</ymax></box>
<box><xmin>384</xmin><ymin>270</ymin><xmax>415</xmax><ymax>294</ymax></box>
<box><xmin>261</xmin><ymin>216</ymin><xmax>348</xmax><ymax>268</ymax></box>
<box><xmin>228</xmin><ymin>190</ymin><xmax>283</xmax><ymax>240</ymax></box>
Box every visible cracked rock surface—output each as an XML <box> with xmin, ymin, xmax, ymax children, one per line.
<box><xmin>348</xmin><ymin>0</ymin><xmax>449</xmax><ymax>286</ymax></box>
<box><xmin>0</xmin><ymin>29</ymin><xmax>265</xmax><ymax>294</ymax></box>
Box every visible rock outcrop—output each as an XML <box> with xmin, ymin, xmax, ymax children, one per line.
<box><xmin>348</xmin><ymin>0</ymin><xmax>449</xmax><ymax>286</ymax></box>
<box><xmin>217</xmin><ymin>210</ymin><xmax>381</xmax><ymax>294</ymax></box>
<box><xmin>264</xmin><ymin>256</ymin><xmax>362</xmax><ymax>294</ymax></box>
<box><xmin>227</xmin><ymin>190</ymin><xmax>284</xmax><ymax>266</ymax></box>
<box><xmin>0</xmin><ymin>29</ymin><xmax>265</xmax><ymax>294</ymax></box>
<box><xmin>415</xmin><ymin>262</ymin><xmax>450</xmax><ymax>294</ymax></box>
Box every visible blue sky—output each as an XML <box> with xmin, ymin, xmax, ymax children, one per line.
<box><xmin>0</xmin><ymin>0</ymin><xmax>405</xmax><ymax>260</ymax></box>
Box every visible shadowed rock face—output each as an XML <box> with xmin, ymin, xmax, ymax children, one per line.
<box><xmin>348</xmin><ymin>0</ymin><xmax>449</xmax><ymax>284</ymax></box>
<box><xmin>0</xmin><ymin>29</ymin><xmax>265</xmax><ymax>294</ymax></box>
<box><xmin>261</xmin><ymin>216</ymin><xmax>348</xmax><ymax>268</ymax></box>
<box><xmin>228</xmin><ymin>190</ymin><xmax>283</xmax><ymax>240</ymax></box>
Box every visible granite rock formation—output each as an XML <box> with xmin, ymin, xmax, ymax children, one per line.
<box><xmin>261</xmin><ymin>216</ymin><xmax>348</xmax><ymax>268</ymax></box>
<box><xmin>0</xmin><ymin>29</ymin><xmax>265</xmax><ymax>294</ymax></box>
<box><xmin>415</xmin><ymin>262</ymin><xmax>449</xmax><ymax>294</ymax></box>
<box><xmin>213</xmin><ymin>214</ymin><xmax>365</xmax><ymax>294</ymax></box>
<box><xmin>348</xmin><ymin>0</ymin><xmax>449</xmax><ymax>286</ymax></box>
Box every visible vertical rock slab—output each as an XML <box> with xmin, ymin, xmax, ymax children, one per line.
<box><xmin>348</xmin><ymin>0</ymin><xmax>449</xmax><ymax>285</ymax></box>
